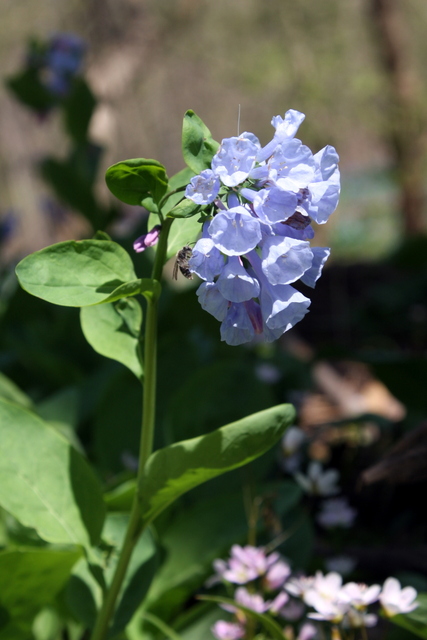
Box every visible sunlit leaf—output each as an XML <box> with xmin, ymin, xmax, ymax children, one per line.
<box><xmin>81</xmin><ymin>298</ymin><xmax>143</xmax><ymax>379</ymax></box>
<box><xmin>0</xmin><ymin>399</ymin><xmax>105</xmax><ymax>548</ymax></box>
<box><xmin>16</xmin><ymin>240</ymin><xmax>137</xmax><ymax>307</ymax></box>
<box><xmin>106</xmin><ymin>159</ymin><xmax>168</xmax><ymax>206</ymax></box>
<box><xmin>139</xmin><ymin>404</ymin><xmax>295</xmax><ymax>525</ymax></box>
<box><xmin>182</xmin><ymin>110</ymin><xmax>219</xmax><ymax>174</ymax></box>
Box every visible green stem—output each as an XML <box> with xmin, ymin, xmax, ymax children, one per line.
<box><xmin>89</xmin><ymin>218</ymin><xmax>174</xmax><ymax>640</ymax></box>
<box><xmin>142</xmin><ymin>612</ymin><xmax>184</xmax><ymax>640</ymax></box>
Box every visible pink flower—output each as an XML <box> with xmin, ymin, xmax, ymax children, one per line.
<box><xmin>340</xmin><ymin>582</ymin><xmax>380</xmax><ymax>609</ymax></box>
<box><xmin>264</xmin><ymin>559</ymin><xmax>292</xmax><ymax>591</ymax></box>
<box><xmin>211</xmin><ymin>621</ymin><xmax>245</xmax><ymax>640</ymax></box>
<box><xmin>133</xmin><ymin>225</ymin><xmax>161</xmax><ymax>253</ymax></box>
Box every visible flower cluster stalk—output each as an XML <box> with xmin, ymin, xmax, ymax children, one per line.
<box><xmin>90</xmin><ymin>217</ymin><xmax>173</xmax><ymax>640</ymax></box>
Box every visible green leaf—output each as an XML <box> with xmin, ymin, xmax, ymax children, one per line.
<box><xmin>63</xmin><ymin>78</ymin><xmax>96</xmax><ymax>143</ymax></box>
<box><xmin>139</xmin><ymin>404</ymin><xmax>295</xmax><ymax>525</ymax></box>
<box><xmin>167</xmin><ymin>199</ymin><xmax>201</xmax><ymax>219</ymax></box>
<box><xmin>67</xmin><ymin>514</ymin><xmax>157</xmax><ymax>636</ymax></box>
<box><xmin>81</xmin><ymin>298</ymin><xmax>143</xmax><ymax>379</ymax></box>
<box><xmin>106</xmin><ymin>159</ymin><xmax>169</xmax><ymax>206</ymax></box>
<box><xmin>182</xmin><ymin>110</ymin><xmax>219</xmax><ymax>174</ymax></box>
<box><xmin>16</xmin><ymin>240</ymin><xmax>137</xmax><ymax>307</ymax></box>
<box><xmin>391</xmin><ymin>594</ymin><xmax>427</xmax><ymax>639</ymax></box>
<box><xmin>145</xmin><ymin>492</ymin><xmax>249</xmax><ymax>621</ymax></box>
<box><xmin>0</xmin><ymin>399</ymin><xmax>105</xmax><ymax>548</ymax></box>
<box><xmin>0</xmin><ymin>547</ymin><xmax>81</xmax><ymax>629</ymax></box>
<box><xmin>198</xmin><ymin>595</ymin><xmax>285</xmax><ymax>640</ymax></box>
<box><xmin>104</xmin><ymin>479</ymin><xmax>136</xmax><ymax>512</ymax></box>
<box><xmin>0</xmin><ymin>373</ymin><xmax>33</xmax><ymax>410</ymax></box>
<box><xmin>162</xmin><ymin>167</ymin><xmax>196</xmax><ymax>214</ymax></box>
<box><xmin>141</xmin><ymin>612</ymin><xmax>183</xmax><ymax>640</ymax></box>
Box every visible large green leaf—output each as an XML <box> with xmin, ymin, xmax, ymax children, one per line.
<box><xmin>66</xmin><ymin>514</ymin><xmax>157</xmax><ymax>636</ymax></box>
<box><xmin>80</xmin><ymin>298</ymin><xmax>143</xmax><ymax>379</ymax></box>
<box><xmin>106</xmin><ymin>159</ymin><xmax>168</xmax><ymax>206</ymax></box>
<box><xmin>0</xmin><ymin>399</ymin><xmax>105</xmax><ymax>548</ymax></box>
<box><xmin>198</xmin><ymin>596</ymin><xmax>285</xmax><ymax>640</ymax></box>
<box><xmin>139</xmin><ymin>404</ymin><xmax>295</xmax><ymax>525</ymax></box>
<box><xmin>0</xmin><ymin>372</ymin><xmax>33</xmax><ymax>410</ymax></box>
<box><xmin>15</xmin><ymin>240</ymin><xmax>137</xmax><ymax>307</ymax></box>
<box><xmin>0</xmin><ymin>547</ymin><xmax>81</xmax><ymax>633</ymax></box>
<box><xmin>182</xmin><ymin>110</ymin><xmax>219</xmax><ymax>174</ymax></box>
<box><xmin>391</xmin><ymin>594</ymin><xmax>427</xmax><ymax>639</ymax></box>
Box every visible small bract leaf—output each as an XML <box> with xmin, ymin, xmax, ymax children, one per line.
<box><xmin>182</xmin><ymin>110</ymin><xmax>219</xmax><ymax>174</ymax></box>
<box><xmin>0</xmin><ymin>399</ymin><xmax>105</xmax><ymax>548</ymax></box>
<box><xmin>106</xmin><ymin>159</ymin><xmax>168</xmax><ymax>206</ymax></box>
<box><xmin>15</xmin><ymin>240</ymin><xmax>137</xmax><ymax>307</ymax></box>
<box><xmin>80</xmin><ymin>298</ymin><xmax>143</xmax><ymax>379</ymax></box>
<box><xmin>139</xmin><ymin>404</ymin><xmax>295</xmax><ymax>525</ymax></box>
<box><xmin>167</xmin><ymin>199</ymin><xmax>201</xmax><ymax>219</ymax></box>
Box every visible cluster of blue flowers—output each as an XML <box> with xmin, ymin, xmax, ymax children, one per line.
<box><xmin>185</xmin><ymin>109</ymin><xmax>340</xmax><ymax>346</ymax></box>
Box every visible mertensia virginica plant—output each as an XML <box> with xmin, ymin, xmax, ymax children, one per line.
<box><xmin>10</xmin><ymin>108</ymin><xmax>340</xmax><ymax>640</ymax></box>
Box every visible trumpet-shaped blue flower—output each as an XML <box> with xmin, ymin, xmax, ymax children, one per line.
<box><xmin>211</xmin><ymin>133</ymin><xmax>260</xmax><ymax>187</ymax></box>
<box><xmin>208</xmin><ymin>206</ymin><xmax>262</xmax><ymax>256</ymax></box>
<box><xmin>261</xmin><ymin>236</ymin><xmax>313</xmax><ymax>286</ymax></box>
<box><xmin>220</xmin><ymin>302</ymin><xmax>259</xmax><ymax>346</ymax></box>
<box><xmin>185</xmin><ymin>169</ymin><xmax>220</xmax><ymax>204</ymax></box>
<box><xmin>251</xmin><ymin>187</ymin><xmax>298</xmax><ymax>225</ymax></box>
<box><xmin>189</xmin><ymin>237</ymin><xmax>224</xmax><ymax>281</ymax></box>
<box><xmin>300</xmin><ymin>247</ymin><xmax>331</xmax><ymax>287</ymax></box>
<box><xmin>257</xmin><ymin>109</ymin><xmax>306</xmax><ymax>162</ymax></box>
<box><xmin>217</xmin><ymin>256</ymin><xmax>260</xmax><ymax>303</ymax></box>
<box><xmin>196</xmin><ymin>282</ymin><xmax>229</xmax><ymax>321</ymax></box>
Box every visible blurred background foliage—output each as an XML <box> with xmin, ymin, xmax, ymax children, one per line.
<box><xmin>1</xmin><ymin>1</ymin><xmax>427</xmax><ymax>638</ymax></box>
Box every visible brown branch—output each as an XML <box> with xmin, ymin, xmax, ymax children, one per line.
<box><xmin>368</xmin><ymin>0</ymin><xmax>426</xmax><ymax>235</ymax></box>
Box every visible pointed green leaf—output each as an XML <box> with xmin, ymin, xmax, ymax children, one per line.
<box><xmin>182</xmin><ymin>110</ymin><xmax>219</xmax><ymax>174</ymax></box>
<box><xmin>198</xmin><ymin>596</ymin><xmax>285</xmax><ymax>640</ymax></box>
<box><xmin>15</xmin><ymin>240</ymin><xmax>137</xmax><ymax>307</ymax></box>
<box><xmin>106</xmin><ymin>159</ymin><xmax>168</xmax><ymax>206</ymax></box>
<box><xmin>0</xmin><ymin>547</ymin><xmax>81</xmax><ymax>628</ymax></box>
<box><xmin>139</xmin><ymin>404</ymin><xmax>295</xmax><ymax>524</ymax></box>
<box><xmin>104</xmin><ymin>479</ymin><xmax>136</xmax><ymax>512</ymax></box>
<box><xmin>0</xmin><ymin>399</ymin><xmax>105</xmax><ymax>548</ymax></box>
<box><xmin>80</xmin><ymin>298</ymin><xmax>143</xmax><ymax>379</ymax></box>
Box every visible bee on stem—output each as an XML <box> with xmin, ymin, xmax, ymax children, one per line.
<box><xmin>173</xmin><ymin>245</ymin><xmax>193</xmax><ymax>280</ymax></box>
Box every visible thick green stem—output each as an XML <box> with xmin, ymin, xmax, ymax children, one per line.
<box><xmin>89</xmin><ymin>217</ymin><xmax>173</xmax><ymax>640</ymax></box>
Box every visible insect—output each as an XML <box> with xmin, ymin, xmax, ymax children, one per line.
<box><xmin>173</xmin><ymin>245</ymin><xmax>193</xmax><ymax>280</ymax></box>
